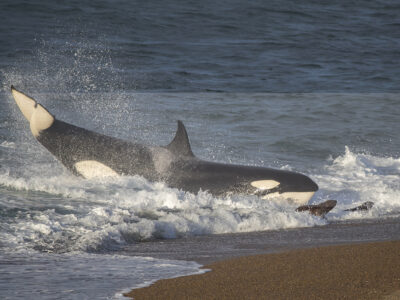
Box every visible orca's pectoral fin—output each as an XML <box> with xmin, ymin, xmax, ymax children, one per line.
<box><xmin>296</xmin><ymin>200</ymin><xmax>337</xmax><ymax>217</ymax></box>
<box><xmin>165</xmin><ymin>120</ymin><xmax>194</xmax><ymax>157</ymax></box>
<box><xmin>344</xmin><ymin>201</ymin><xmax>374</xmax><ymax>212</ymax></box>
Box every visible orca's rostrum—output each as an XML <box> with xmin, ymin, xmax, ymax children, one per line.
<box><xmin>11</xmin><ymin>86</ymin><xmax>318</xmax><ymax>205</ymax></box>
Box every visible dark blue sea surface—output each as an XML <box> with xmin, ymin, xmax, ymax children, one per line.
<box><xmin>0</xmin><ymin>1</ymin><xmax>400</xmax><ymax>299</ymax></box>
<box><xmin>1</xmin><ymin>0</ymin><xmax>399</xmax><ymax>92</ymax></box>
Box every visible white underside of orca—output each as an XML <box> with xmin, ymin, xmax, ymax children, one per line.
<box><xmin>262</xmin><ymin>191</ymin><xmax>315</xmax><ymax>205</ymax></box>
<box><xmin>74</xmin><ymin>160</ymin><xmax>119</xmax><ymax>179</ymax></box>
<box><xmin>251</xmin><ymin>179</ymin><xmax>315</xmax><ymax>205</ymax></box>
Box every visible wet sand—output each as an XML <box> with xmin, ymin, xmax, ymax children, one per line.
<box><xmin>121</xmin><ymin>218</ymin><xmax>400</xmax><ymax>264</ymax></box>
<box><xmin>125</xmin><ymin>240</ymin><xmax>400</xmax><ymax>299</ymax></box>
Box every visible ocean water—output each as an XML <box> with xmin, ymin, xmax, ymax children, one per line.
<box><xmin>1</xmin><ymin>0</ymin><xmax>400</xmax><ymax>299</ymax></box>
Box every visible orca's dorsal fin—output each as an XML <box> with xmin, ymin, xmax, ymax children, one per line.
<box><xmin>166</xmin><ymin>120</ymin><xmax>194</xmax><ymax>157</ymax></box>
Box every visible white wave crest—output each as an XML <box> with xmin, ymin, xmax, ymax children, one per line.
<box><xmin>313</xmin><ymin>146</ymin><xmax>400</xmax><ymax>219</ymax></box>
<box><xmin>0</xmin><ymin>171</ymin><xmax>323</xmax><ymax>253</ymax></box>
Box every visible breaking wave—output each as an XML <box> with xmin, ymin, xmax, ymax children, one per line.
<box><xmin>1</xmin><ymin>139</ymin><xmax>399</xmax><ymax>254</ymax></box>
<box><xmin>313</xmin><ymin>146</ymin><xmax>400</xmax><ymax>220</ymax></box>
<box><xmin>0</xmin><ymin>165</ymin><xmax>321</xmax><ymax>253</ymax></box>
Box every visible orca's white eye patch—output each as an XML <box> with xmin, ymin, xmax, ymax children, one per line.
<box><xmin>251</xmin><ymin>180</ymin><xmax>280</xmax><ymax>190</ymax></box>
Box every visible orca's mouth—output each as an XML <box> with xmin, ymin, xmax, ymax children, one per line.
<box><xmin>251</xmin><ymin>180</ymin><xmax>318</xmax><ymax>197</ymax></box>
<box><xmin>261</xmin><ymin>190</ymin><xmax>317</xmax><ymax>205</ymax></box>
<box><xmin>253</xmin><ymin>185</ymin><xmax>281</xmax><ymax>197</ymax></box>
<box><xmin>251</xmin><ymin>180</ymin><xmax>318</xmax><ymax>205</ymax></box>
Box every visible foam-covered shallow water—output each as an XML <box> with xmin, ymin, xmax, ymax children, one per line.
<box><xmin>1</xmin><ymin>139</ymin><xmax>399</xmax><ymax>255</ymax></box>
<box><xmin>315</xmin><ymin>147</ymin><xmax>400</xmax><ymax>220</ymax></box>
<box><xmin>0</xmin><ymin>251</ymin><xmax>204</xmax><ymax>300</ymax></box>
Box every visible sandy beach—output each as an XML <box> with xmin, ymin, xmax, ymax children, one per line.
<box><xmin>126</xmin><ymin>240</ymin><xmax>400</xmax><ymax>299</ymax></box>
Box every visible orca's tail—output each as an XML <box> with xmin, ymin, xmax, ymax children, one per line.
<box><xmin>11</xmin><ymin>86</ymin><xmax>55</xmax><ymax>137</ymax></box>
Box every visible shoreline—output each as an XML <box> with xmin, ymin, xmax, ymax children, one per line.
<box><xmin>125</xmin><ymin>240</ymin><xmax>400</xmax><ymax>299</ymax></box>
<box><xmin>120</xmin><ymin>218</ymin><xmax>400</xmax><ymax>265</ymax></box>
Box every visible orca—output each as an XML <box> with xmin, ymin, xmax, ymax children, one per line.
<box><xmin>11</xmin><ymin>86</ymin><xmax>318</xmax><ymax>205</ymax></box>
